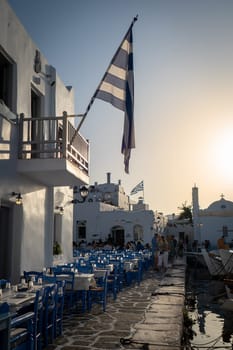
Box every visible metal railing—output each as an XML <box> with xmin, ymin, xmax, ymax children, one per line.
<box><xmin>18</xmin><ymin>112</ymin><xmax>89</xmax><ymax>175</ymax></box>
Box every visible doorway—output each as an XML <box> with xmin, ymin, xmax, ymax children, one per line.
<box><xmin>0</xmin><ymin>205</ymin><xmax>13</xmax><ymax>279</ymax></box>
<box><xmin>31</xmin><ymin>88</ymin><xmax>42</xmax><ymax>158</ymax></box>
<box><xmin>111</xmin><ymin>226</ymin><xmax>125</xmax><ymax>247</ymax></box>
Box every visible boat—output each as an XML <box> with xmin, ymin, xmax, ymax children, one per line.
<box><xmin>221</xmin><ymin>278</ymin><xmax>233</xmax><ymax>310</ymax></box>
<box><xmin>219</xmin><ymin>249</ymin><xmax>233</xmax><ymax>275</ymax></box>
<box><xmin>201</xmin><ymin>249</ymin><xmax>226</xmax><ymax>277</ymax></box>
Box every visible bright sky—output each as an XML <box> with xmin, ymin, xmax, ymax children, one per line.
<box><xmin>8</xmin><ymin>0</ymin><xmax>233</xmax><ymax>215</ymax></box>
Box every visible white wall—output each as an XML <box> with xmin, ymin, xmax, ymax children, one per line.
<box><xmin>0</xmin><ymin>0</ymin><xmax>76</xmax><ymax>282</ymax></box>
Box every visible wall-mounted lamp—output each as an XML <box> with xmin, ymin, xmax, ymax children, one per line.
<box><xmin>72</xmin><ymin>185</ymin><xmax>89</xmax><ymax>204</ymax></box>
<box><xmin>12</xmin><ymin>192</ymin><xmax>23</xmax><ymax>205</ymax></box>
<box><xmin>55</xmin><ymin>206</ymin><xmax>64</xmax><ymax>215</ymax></box>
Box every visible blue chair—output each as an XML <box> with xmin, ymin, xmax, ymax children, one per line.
<box><xmin>55</xmin><ymin>280</ymin><xmax>65</xmax><ymax>337</ymax></box>
<box><xmin>125</xmin><ymin>259</ymin><xmax>143</xmax><ymax>286</ymax></box>
<box><xmin>54</xmin><ymin>271</ymin><xmax>75</xmax><ymax>311</ymax></box>
<box><xmin>77</xmin><ymin>264</ymin><xmax>93</xmax><ymax>274</ymax></box>
<box><xmin>23</xmin><ymin>271</ymin><xmax>43</xmax><ymax>283</ymax></box>
<box><xmin>87</xmin><ymin>271</ymin><xmax>108</xmax><ymax>312</ymax></box>
<box><xmin>10</xmin><ymin>288</ymin><xmax>44</xmax><ymax>350</ymax></box>
<box><xmin>107</xmin><ymin>267</ymin><xmax>118</xmax><ymax>300</ymax></box>
<box><xmin>0</xmin><ymin>302</ymin><xmax>11</xmax><ymax>350</ymax></box>
<box><xmin>0</xmin><ymin>279</ymin><xmax>10</xmax><ymax>289</ymax></box>
<box><xmin>43</xmin><ymin>284</ymin><xmax>57</xmax><ymax>347</ymax></box>
<box><xmin>42</xmin><ymin>275</ymin><xmax>57</xmax><ymax>284</ymax></box>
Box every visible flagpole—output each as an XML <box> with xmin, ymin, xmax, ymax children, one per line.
<box><xmin>70</xmin><ymin>15</ymin><xmax>138</xmax><ymax>146</ymax></box>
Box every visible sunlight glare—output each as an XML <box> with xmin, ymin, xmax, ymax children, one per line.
<box><xmin>211</xmin><ymin>128</ymin><xmax>233</xmax><ymax>184</ymax></box>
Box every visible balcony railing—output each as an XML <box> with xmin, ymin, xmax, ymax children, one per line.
<box><xmin>18</xmin><ymin>112</ymin><xmax>89</xmax><ymax>175</ymax></box>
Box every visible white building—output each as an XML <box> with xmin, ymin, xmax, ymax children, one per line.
<box><xmin>0</xmin><ymin>0</ymin><xmax>89</xmax><ymax>282</ymax></box>
<box><xmin>192</xmin><ymin>186</ymin><xmax>233</xmax><ymax>249</ymax></box>
<box><xmin>73</xmin><ymin>173</ymin><xmax>156</xmax><ymax>247</ymax></box>
<box><xmin>163</xmin><ymin>213</ymin><xmax>193</xmax><ymax>248</ymax></box>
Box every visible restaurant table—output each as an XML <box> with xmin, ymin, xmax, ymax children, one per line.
<box><xmin>93</xmin><ymin>268</ymin><xmax>110</xmax><ymax>278</ymax></box>
<box><xmin>0</xmin><ymin>283</ymin><xmax>48</xmax><ymax>313</ymax></box>
<box><xmin>124</xmin><ymin>261</ymin><xmax>134</xmax><ymax>272</ymax></box>
<box><xmin>0</xmin><ymin>290</ymin><xmax>36</xmax><ymax>310</ymax></box>
<box><xmin>55</xmin><ymin>273</ymin><xmax>96</xmax><ymax>291</ymax></box>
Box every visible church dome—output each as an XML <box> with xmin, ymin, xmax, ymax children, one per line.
<box><xmin>206</xmin><ymin>197</ymin><xmax>233</xmax><ymax>212</ymax></box>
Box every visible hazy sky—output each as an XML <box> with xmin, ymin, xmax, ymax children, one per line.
<box><xmin>8</xmin><ymin>0</ymin><xmax>233</xmax><ymax>215</ymax></box>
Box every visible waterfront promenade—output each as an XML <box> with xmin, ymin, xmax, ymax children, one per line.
<box><xmin>47</xmin><ymin>257</ymin><xmax>186</xmax><ymax>350</ymax></box>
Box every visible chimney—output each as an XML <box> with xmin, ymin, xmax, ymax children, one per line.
<box><xmin>107</xmin><ymin>172</ymin><xmax>111</xmax><ymax>184</ymax></box>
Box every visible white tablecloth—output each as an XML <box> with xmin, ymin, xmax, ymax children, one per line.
<box><xmin>0</xmin><ymin>289</ymin><xmax>36</xmax><ymax>308</ymax></box>
<box><xmin>56</xmin><ymin>273</ymin><xmax>96</xmax><ymax>291</ymax></box>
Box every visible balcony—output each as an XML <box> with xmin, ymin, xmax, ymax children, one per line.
<box><xmin>17</xmin><ymin>112</ymin><xmax>89</xmax><ymax>187</ymax></box>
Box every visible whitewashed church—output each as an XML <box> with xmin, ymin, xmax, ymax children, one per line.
<box><xmin>192</xmin><ymin>186</ymin><xmax>233</xmax><ymax>249</ymax></box>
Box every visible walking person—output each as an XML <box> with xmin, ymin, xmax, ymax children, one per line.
<box><xmin>168</xmin><ymin>235</ymin><xmax>177</xmax><ymax>264</ymax></box>
<box><xmin>151</xmin><ymin>233</ymin><xmax>159</xmax><ymax>270</ymax></box>
<box><xmin>158</xmin><ymin>235</ymin><xmax>169</xmax><ymax>273</ymax></box>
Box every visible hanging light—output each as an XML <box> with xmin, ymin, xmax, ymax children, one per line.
<box><xmin>12</xmin><ymin>192</ymin><xmax>23</xmax><ymax>205</ymax></box>
<box><xmin>55</xmin><ymin>206</ymin><xmax>64</xmax><ymax>215</ymax></box>
<box><xmin>72</xmin><ymin>185</ymin><xmax>89</xmax><ymax>204</ymax></box>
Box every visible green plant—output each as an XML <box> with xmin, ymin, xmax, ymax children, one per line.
<box><xmin>53</xmin><ymin>241</ymin><xmax>62</xmax><ymax>255</ymax></box>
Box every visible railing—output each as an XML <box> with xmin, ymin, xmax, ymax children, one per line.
<box><xmin>0</xmin><ymin>111</ymin><xmax>17</xmax><ymax>159</ymax></box>
<box><xmin>18</xmin><ymin>112</ymin><xmax>89</xmax><ymax>175</ymax></box>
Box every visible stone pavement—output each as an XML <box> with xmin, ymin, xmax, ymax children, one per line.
<box><xmin>46</xmin><ymin>258</ymin><xmax>185</xmax><ymax>350</ymax></box>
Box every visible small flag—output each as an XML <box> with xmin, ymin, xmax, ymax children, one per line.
<box><xmin>94</xmin><ymin>17</ymin><xmax>137</xmax><ymax>173</ymax></box>
<box><xmin>130</xmin><ymin>180</ymin><xmax>144</xmax><ymax>195</ymax></box>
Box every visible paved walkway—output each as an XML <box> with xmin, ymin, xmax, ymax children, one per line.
<box><xmin>46</xmin><ymin>257</ymin><xmax>185</xmax><ymax>350</ymax></box>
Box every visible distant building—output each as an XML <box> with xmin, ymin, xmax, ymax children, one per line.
<box><xmin>164</xmin><ymin>214</ymin><xmax>193</xmax><ymax>247</ymax></box>
<box><xmin>73</xmin><ymin>173</ymin><xmax>160</xmax><ymax>247</ymax></box>
<box><xmin>192</xmin><ymin>186</ymin><xmax>233</xmax><ymax>249</ymax></box>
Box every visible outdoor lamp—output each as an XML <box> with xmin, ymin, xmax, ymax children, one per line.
<box><xmin>55</xmin><ymin>206</ymin><xmax>64</xmax><ymax>215</ymax></box>
<box><xmin>72</xmin><ymin>185</ymin><xmax>89</xmax><ymax>204</ymax></box>
<box><xmin>12</xmin><ymin>192</ymin><xmax>23</xmax><ymax>205</ymax></box>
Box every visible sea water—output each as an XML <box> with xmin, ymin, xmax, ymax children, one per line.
<box><xmin>186</xmin><ymin>262</ymin><xmax>233</xmax><ymax>349</ymax></box>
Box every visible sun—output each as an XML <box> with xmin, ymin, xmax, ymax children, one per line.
<box><xmin>211</xmin><ymin>128</ymin><xmax>233</xmax><ymax>183</ymax></box>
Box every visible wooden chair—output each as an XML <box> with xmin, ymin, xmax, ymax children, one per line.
<box><xmin>0</xmin><ymin>279</ymin><xmax>10</xmax><ymax>289</ymax></box>
<box><xmin>42</xmin><ymin>284</ymin><xmax>57</xmax><ymax>347</ymax></box>
<box><xmin>10</xmin><ymin>288</ymin><xmax>44</xmax><ymax>350</ymax></box>
<box><xmin>87</xmin><ymin>270</ymin><xmax>108</xmax><ymax>312</ymax></box>
<box><xmin>55</xmin><ymin>280</ymin><xmax>65</xmax><ymax>337</ymax></box>
<box><xmin>23</xmin><ymin>271</ymin><xmax>44</xmax><ymax>283</ymax></box>
<box><xmin>107</xmin><ymin>267</ymin><xmax>118</xmax><ymax>300</ymax></box>
<box><xmin>54</xmin><ymin>271</ymin><xmax>75</xmax><ymax>311</ymax></box>
<box><xmin>0</xmin><ymin>302</ymin><xmax>11</xmax><ymax>350</ymax></box>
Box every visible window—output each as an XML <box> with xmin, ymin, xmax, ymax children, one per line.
<box><xmin>0</xmin><ymin>48</ymin><xmax>14</xmax><ymax>110</ymax></box>
<box><xmin>222</xmin><ymin>226</ymin><xmax>228</xmax><ymax>237</ymax></box>
<box><xmin>76</xmin><ymin>220</ymin><xmax>86</xmax><ymax>240</ymax></box>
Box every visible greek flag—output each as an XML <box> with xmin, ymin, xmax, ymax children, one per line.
<box><xmin>94</xmin><ymin>17</ymin><xmax>137</xmax><ymax>173</ymax></box>
<box><xmin>70</xmin><ymin>17</ymin><xmax>137</xmax><ymax>173</ymax></box>
<box><xmin>130</xmin><ymin>180</ymin><xmax>144</xmax><ymax>195</ymax></box>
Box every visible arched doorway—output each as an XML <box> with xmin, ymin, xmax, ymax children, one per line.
<box><xmin>111</xmin><ymin>225</ymin><xmax>125</xmax><ymax>247</ymax></box>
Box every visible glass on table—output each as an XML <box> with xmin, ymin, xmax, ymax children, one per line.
<box><xmin>12</xmin><ymin>285</ymin><xmax>18</xmax><ymax>292</ymax></box>
<box><xmin>20</xmin><ymin>277</ymin><xmax>26</xmax><ymax>285</ymax></box>
<box><xmin>5</xmin><ymin>282</ymin><xmax>11</xmax><ymax>289</ymax></box>
<box><xmin>28</xmin><ymin>281</ymin><xmax>34</xmax><ymax>290</ymax></box>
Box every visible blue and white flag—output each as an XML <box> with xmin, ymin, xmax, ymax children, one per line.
<box><xmin>130</xmin><ymin>180</ymin><xmax>144</xmax><ymax>195</ymax></box>
<box><xmin>70</xmin><ymin>17</ymin><xmax>137</xmax><ymax>173</ymax></box>
<box><xmin>94</xmin><ymin>18</ymin><xmax>137</xmax><ymax>173</ymax></box>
